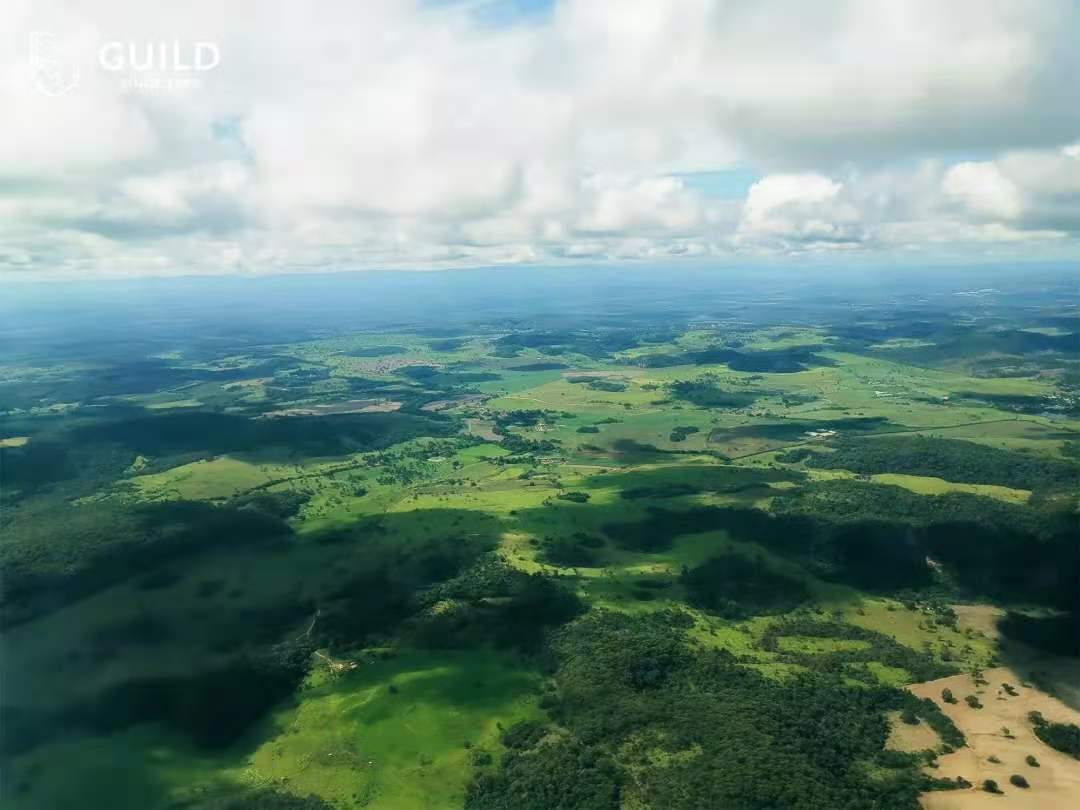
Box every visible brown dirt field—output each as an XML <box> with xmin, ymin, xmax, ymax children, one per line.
<box><xmin>950</xmin><ymin>604</ymin><xmax>1075</xmax><ymax>708</ymax></box>
<box><xmin>1010</xmin><ymin>654</ymin><xmax>1080</xmax><ymax>712</ymax></box>
<box><xmin>911</xmin><ymin>667</ymin><xmax>1080</xmax><ymax>809</ymax></box>
<box><xmin>952</xmin><ymin>603</ymin><xmax>1080</xmax><ymax>710</ymax></box>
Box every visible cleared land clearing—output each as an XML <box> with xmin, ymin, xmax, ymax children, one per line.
<box><xmin>131</xmin><ymin>455</ymin><xmax>327</xmax><ymax>501</ymax></box>
<box><xmin>912</xmin><ymin>668</ymin><xmax>1080</xmax><ymax>810</ymax></box>
<box><xmin>263</xmin><ymin>398</ymin><xmax>402</xmax><ymax>417</ymax></box>
<box><xmin>801</xmin><ymin>466</ymin><xmax>1035</xmax><ymax>504</ymax></box>
<box><xmin>420</xmin><ymin>394</ymin><xmax>487</xmax><ymax>412</ymax></box>
<box><xmin>870</xmin><ymin>473</ymin><xmax>1031</xmax><ymax>504</ymax></box>
<box><xmin>861</xmin><ymin>660</ymin><xmax>915</xmax><ymax>687</ymax></box>
<box><xmin>465</xmin><ymin>418</ymin><xmax>500</xmax><ymax>442</ymax></box>
<box><xmin>886</xmin><ymin>710</ymin><xmax>942</xmax><ymax>752</ymax></box>
<box><xmin>145</xmin><ymin>398</ymin><xmax>203</xmax><ymax>410</ymax></box>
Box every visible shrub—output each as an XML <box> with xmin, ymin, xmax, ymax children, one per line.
<box><xmin>501</xmin><ymin>720</ymin><xmax>549</xmax><ymax>750</ymax></box>
<box><xmin>1033</xmin><ymin>719</ymin><xmax>1080</xmax><ymax>758</ymax></box>
<box><xmin>1029</xmin><ymin>710</ymin><xmax>1080</xmax><ymax>758</ymax></box>
<box><xmin>469</xmin><ymin>748</ymin><xmax>493</xmax><ymax>767</ymax></box>
<box><xmin>556</xmin><ymin>491</ymin><xmax>591</xmax><ymax>503</ymax></box>
<box><xmin>669</xmin><ymin>426</ymin><xmax>700</xmax><ymax>442</ymax></box>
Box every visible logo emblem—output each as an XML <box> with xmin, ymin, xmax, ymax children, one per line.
<box><xmin>29</xmin><ymin>32</ymin><xmax>80</xmax><ymax>96</ymax></box>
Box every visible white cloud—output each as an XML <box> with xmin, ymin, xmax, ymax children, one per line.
<box><xmin>942</xmin><ymin>149</ymin><xmax>1080</xmax><ymax>232</ymax></box>
<box><xmin>1</xmin><ymin>0</ymin><xmax>1079</xmax><ymax>278</ymax></box>
<box><xmin>736</xmin><ymin>173</ymin><xmax>864</xmax><ymax>251</ymax></box>
<box><xmin>576</xmin><ymin>175</ymin><xmax>703</xmax><ymax>235</ymax></box>
<box><xmin>943</xmin><ymin>162</ymin><xmax>1022</xmax><ymax>220</ymax></box>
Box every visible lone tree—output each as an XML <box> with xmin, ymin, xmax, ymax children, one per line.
<box><xmin>942</xmin><ymin>687</ymin><xmax>957</xmax><ymax>704</ymax></box>
<box><xmin>982</xmin><ymin>779</ymin><xmax>1002</xmax><ymax>794</ymax></box>
<box><xmin>1025</xmin><ymin>754</ymin><xmax>1040</xmax><ymax>767</ymax></box>
<box><xmin>1009</xmin><ymin>774</ymin><xmax>1030</xmax><ymax>789</ymax></box>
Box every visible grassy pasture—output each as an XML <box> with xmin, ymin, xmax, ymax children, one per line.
<box><xmin>845</xmin><ymin>600</ymin><xmax>997</xmax><ymax>672</ymax></box>
<box><xmin>244</xmin><ymin>649</ymin><xmax>542</xmax><ymax>809</ymax></box>
<box><xmin>870</xmin><ymin>473</ymin><xmax>1031</xmax><ymax>504</ymax></box>
<box><xmin>130</xmin><ymin>455</ymin><xmax>320</xmax><ymax>501</ymax></box>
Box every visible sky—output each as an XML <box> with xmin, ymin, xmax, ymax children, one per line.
<box><xmin>2</xmin><ymin>0</ymin><xmax>1080</xmax><ymax>280</ymax></box>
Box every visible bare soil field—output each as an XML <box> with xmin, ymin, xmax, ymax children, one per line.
<box><xmin>912</xmin><ymin>668</ymin><xmax>1080</xmax><ymax>809</ymax></box>
<box><xmin>953</xmin><ymin>604</ymin><xmax>1080</xmax><ymax>709</ymax></box>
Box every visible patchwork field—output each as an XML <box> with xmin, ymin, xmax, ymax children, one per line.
<box><xmin>2</xmin><ymin>283</ymin><xmax>1079</xmax><ymax>809</ymax></box>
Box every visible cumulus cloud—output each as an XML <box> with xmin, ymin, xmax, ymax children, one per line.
<box><xmin>576</xmin><ymin>175</ymin><xmax>704</xmax><ymax>235</ymax></box>
<box><xmin>941</xmin><ymin>147</ymin><xmax>1080</xmax><ymax>233</ymax></box>
<box><xmin>737</xmin><ymin>174</ymin><xmax>863</xmax><ymax>250</ymax></box>
<box><xmin>943</xmin><ymin>163</ymin><xmax>1022</xmax><ymax>221</ymax></box>
<box><xmin>1</xmin><ymin>0</ymin><xmax>1079</xmax><ymax>278</ymax></box>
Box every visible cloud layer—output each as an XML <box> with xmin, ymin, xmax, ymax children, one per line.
<box><xmin>2</xmin><ymin>0</ymin><xmax>1079</xmax><ymax>277</ymax></box>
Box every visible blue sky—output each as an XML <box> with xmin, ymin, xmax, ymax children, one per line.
<box><xmin>676</xmin><ymin>169</ymin><xmax>761</xmax><ymax>200</ymax></box>
<box><xmin>436</xmin><ymin>0</ymin><xmax>555</xmax><ymax>27</ymax></box>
